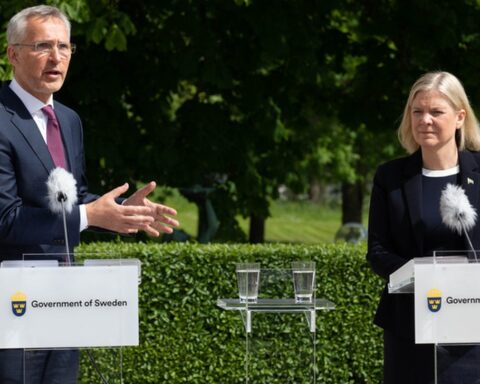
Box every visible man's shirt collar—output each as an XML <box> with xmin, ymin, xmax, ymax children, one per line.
<box><xmin>9</xmin><ymin>78</ymin><xmax>54</xmax><ymax>114</ymax></box>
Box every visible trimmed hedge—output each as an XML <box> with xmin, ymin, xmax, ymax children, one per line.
<box><xmin>76</xmin><ymin>242</ymin><xmax>384</xmax><ymax>383</ymax></box>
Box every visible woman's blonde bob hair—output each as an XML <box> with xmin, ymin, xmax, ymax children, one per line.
<box><xmin>398</xmin><ymin>71</ymin><xmax>480</xmax><ymax>154</ymax></box>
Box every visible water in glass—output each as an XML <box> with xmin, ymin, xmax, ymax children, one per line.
<box><xmin>293</xmin><ymin>270</ymin><xmax>315</xmax><ymax>303</ymax></box>
<box><xmin>236</xmin><ymin>267</ymin><xmax>260</xmax><ymax>303</ymax></box>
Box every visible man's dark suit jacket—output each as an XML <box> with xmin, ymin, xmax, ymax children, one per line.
<box><xmin>367</xmin><ymin>149</ymin><xmax>480</xmax><ymax>339</ymax></box>
<box><xmin>0</xmin><ymin>82</ymin><xmax>98</xmax><ymax>260</ymax></box>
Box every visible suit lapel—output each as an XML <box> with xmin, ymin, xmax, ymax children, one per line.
<box><xmin>403</xmin><ymin>151</ymin><xmax>424</xmax><ymax>257</ymax></box>
<box><xmin>0</xmin><ymin>84</ymin><xmax>54</xmax><ymax>173</ymax></box>
<box><xmin>459</xmin><ymin>151</ymin><xmax>480</xmax><ymax>249</ymax></box>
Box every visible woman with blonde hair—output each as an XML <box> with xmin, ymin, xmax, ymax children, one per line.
<box><xmin>367</xmin><ymin>71</ymin><xmax>480</xmax><ymax>383</ymax></box>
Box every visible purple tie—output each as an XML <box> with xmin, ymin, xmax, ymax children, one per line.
<box><xmin>42</xmin><ymin>106</ymin><xmax>67</xmax><ymax>169</ymax></box>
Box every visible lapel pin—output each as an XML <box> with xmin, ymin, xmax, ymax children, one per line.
<box><xmin>468</xmin><ymin>177</ymin><xmax>474</xmax><ymax>185</ymax></box>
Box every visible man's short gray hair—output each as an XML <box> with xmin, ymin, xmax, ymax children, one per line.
<box><xmin>7</xmin><ymin>5</ymin><xmax>71</xmax><ymax>44</ymax></box>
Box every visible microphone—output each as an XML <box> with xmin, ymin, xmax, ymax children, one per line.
<box><xmin>47</xmin><ymin>167</ymin><xmax>77</xmax><ymax>214</ymax></box>
<box><xmin>440</xmin><ymin>183</ymin><xmax>478</xmax><ymax>261</ymax></box>
<box><xmin>46</xmin><ymin>167</ymin><xmax>78</xmax><ymax>264</ymax></box>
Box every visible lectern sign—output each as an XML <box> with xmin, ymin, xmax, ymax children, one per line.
<box><xmin>0</xmin><ymin>265</ymin><xmax>139</xmax><ymax>349</ymax></box>
<box><xmin>415</xmin><ymin>263</ymin><xmax>480</xmax><ymax>344</ymax></box>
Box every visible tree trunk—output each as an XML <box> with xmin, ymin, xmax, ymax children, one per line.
<box><xmin>309</xmin><ymin>178</ymin><xmax>325</xmax><ymax>203</ymax></box>
<box><xmin>341</xmin><ymin>181</ymin><xmax>364</xmax><ymax>224</ymax></box>
<box><xmin>249</xmin><ymin>214</ymin><xmax>265</xmax><ymax>243</ymax></box>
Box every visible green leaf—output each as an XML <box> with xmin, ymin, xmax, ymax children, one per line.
<box><xmin>105</xmin><ymin>23</ymin><xmax>127</xmax><ymax>51</ymax></box>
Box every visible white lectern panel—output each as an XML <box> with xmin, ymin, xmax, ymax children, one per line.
<box><xmin>415</xmin><ymin>262</ymin><xmax>480</xmax><ymax>344</ymax></box>
<box><xmin>0</xmin><ymin>265</ymin><xmax>139</xmax><ymax>349</ymax></box>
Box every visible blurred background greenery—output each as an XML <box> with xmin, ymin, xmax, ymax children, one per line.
<box><xmin>1</xmin><ymin>0</ymin><xmax>475</xmax><ymax>244</ymax></box>
<box><xmin>163</xmin><ymin>188</ymin><xmax>348</xmax><ymax>243</ymax></box>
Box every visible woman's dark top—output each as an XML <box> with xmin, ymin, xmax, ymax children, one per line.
<box><xmin>421</xmin><ymin>166</ymin><xmax>463</xmax><ymax>256</ymax></box>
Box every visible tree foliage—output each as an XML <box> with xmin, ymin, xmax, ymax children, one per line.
<box><xmin>2</xmin><ymin>1</ymin><xmax>480</xmax><ymax>239</ymax></box>
<box><xmin>68</xmin><ymin>0</ymin><xmax>353</xmax><ymax>240</ymax></box>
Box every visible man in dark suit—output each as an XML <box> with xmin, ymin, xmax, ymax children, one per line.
<box><xmin>0</xmin><ymin>4</ymin><xmax>179</xmax><ymax>383</ymax></box>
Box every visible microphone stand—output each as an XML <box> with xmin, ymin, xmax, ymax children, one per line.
<box><xmin>461</xmin><ymin>221</ymin><xmax>478</xmax><ymax>263</ymax></box>
<box><xmin>58</xmin><ymin>192</ymin><xmax>109</xmax><ymax>384</ymax></box>
<box><xmin>58</xmin><ymin>194</ymin><xmax>71</xmax><ymax>265</ymax></box>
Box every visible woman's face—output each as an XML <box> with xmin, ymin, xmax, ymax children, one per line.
<box><xmin>411</xmin><ymin>90</ymin><xmax>465</xmax><ymax>152</ymax></box>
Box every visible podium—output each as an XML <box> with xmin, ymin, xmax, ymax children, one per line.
<box><xmin>389</xmin><ymin>252</ymin><xmax>480</xmax><ymax>383</ymax></box>
<box><xmin>0</xmin><ymin>255</ymin><xmax>140</xmax><ymax>383</ymax></box>
<box><xmin>218</xmin><ymin>268</ymin><xmax>335</xmax><ymax>383</ymax></box>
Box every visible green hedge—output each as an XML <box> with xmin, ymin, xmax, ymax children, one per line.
<box><xmin>75</xmin><ymin>242</ymin><xmax>384</xmax><ymax>383</ymax></box>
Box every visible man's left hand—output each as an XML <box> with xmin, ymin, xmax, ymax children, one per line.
<box><xmin>124</xmin><ymin>181</ymin><xmax>179</xmax><ymax>236</ymax></box>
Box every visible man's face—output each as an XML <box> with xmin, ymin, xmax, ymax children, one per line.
<box><xmin>7</xmin><ymin>16</ymin><xmax>71</xmax><ymax>103</ymax></box>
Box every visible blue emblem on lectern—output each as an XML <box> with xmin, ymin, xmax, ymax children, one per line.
<box><xmin>427</xmin><ymin>288</ymin><xmax>442</xmax><ymax>313</ymax></box>
<box><xmin>11</xmin><ymin>292</ymin><xmax>27</xmax><ymax>317</ymax></box>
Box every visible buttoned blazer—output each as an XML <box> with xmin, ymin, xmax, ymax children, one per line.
<box><xmin>367</xmin><ymin>149</ymin><xmax>480</xmax><ymax>339</ymax></box>
<box><xmin>0</xmin><ymin>82</ymin><xmax>98</xmax><ymax>260</ymax></box>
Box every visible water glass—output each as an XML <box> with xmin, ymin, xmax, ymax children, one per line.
<box><xmin>292</xmin><ymin>261</ymin><xmax>316</xmax><ymax>303</ymax></box>
<box><xmin>236</xmin><ymin>263</ymin><xmax>260</xmax><ymax>303</ymax></box>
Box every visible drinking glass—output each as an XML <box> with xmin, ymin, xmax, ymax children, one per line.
<box><xmin>236</xmin><ymin>263</ymin><xmax>260</xmax><ymax>303</ymax></box>
<box><xmin>292</xmin><ymin>261</ymin><xmax>316</xmax><ymax>303</ymax></box>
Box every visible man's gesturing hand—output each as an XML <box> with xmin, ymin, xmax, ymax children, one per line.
<box><xmin>123</xmin><ymin>181</ymin><xmax>179</xmax><ymax>237</ymax></box>
<box><xmin>86</xmin><ymin>183</ymin><xmax>157</xmax><ymax>234</ymax></box>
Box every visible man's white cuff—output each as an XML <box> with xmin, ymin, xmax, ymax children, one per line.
<box><xmin>79</xmin><ymin>204</ymin><xmax>88</xmax><ymax>231</ymax></box>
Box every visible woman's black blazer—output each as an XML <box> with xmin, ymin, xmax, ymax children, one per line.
<box><xmin>367</xmin><ymin>150</ymin><xmax>480</xmax><ymax>339</ymax></box>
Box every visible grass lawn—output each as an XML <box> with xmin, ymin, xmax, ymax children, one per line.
<box><xmin>163</xmin><ymin>191</ymin><xmax>349</xmax><ymax>244</ymax></box>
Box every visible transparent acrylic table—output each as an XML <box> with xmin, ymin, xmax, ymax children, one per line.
<box><xmin>217</xmin><ymin>298</ymin><xmax>335</xmax><ymax>383</ymax></box>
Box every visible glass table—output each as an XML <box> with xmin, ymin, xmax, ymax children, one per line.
<box><xmin>217</xmin><ymin>297</ymin><xmax>335</xmax><ymax>383</ymax></box>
